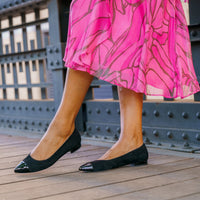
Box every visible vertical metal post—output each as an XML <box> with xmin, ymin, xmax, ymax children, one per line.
<box><xmin>0</xmin><ymin>20</ymin><xmax>3</xmax><ymax>55</ymax></box>
<box><xmin>8</xmin><ymin>16</ymin><xmax>15</xmax><ymax>54</ymax></box>
<box><xmin>189</xmin><ymin>0</ymin><xmax>200</xmax><ymax>101</ymax></box>
<box><xmin>47</xmin><ymin>0</ymin><xmax>68</xmax><ymax>109</ymax></box>
<box><xmin>21</xmin><ymin>12</ymin><xmax>28</xmax><ymax>51</ymax></box>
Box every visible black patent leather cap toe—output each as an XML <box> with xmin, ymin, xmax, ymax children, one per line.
<box><xmin>14</xmin><ymin>161</ymin><xmax>31</xmax><ymax>173</ymax></box>
<box><xmin>79</xmin><ymin>162</ymin><xmax>94</xmax><ymax>172</ymax></box>
<box><xmin>79</xmin><ymin>144</ymin><xmax>148</xmax><ymax>172</ymax></box>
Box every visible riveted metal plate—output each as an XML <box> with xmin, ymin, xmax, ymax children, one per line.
<box><xmin>83</xmin><ymin>101</ymin><xmax>200</xmax><ymax>149</ymax></box>
<box><xmin>46</xmin><ymin>43</ymin><xmax>66</xmax><ymax>70</ymax></box>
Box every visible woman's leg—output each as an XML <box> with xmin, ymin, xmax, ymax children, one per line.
<box><xmin>99</xmin><ymin>86</ymin><xmax>144</xmax><ymax>160</ymax></box>
<box><xmin>31</xmin><ymin>68</ymin><xmax>94</xmax><ymax>160</ymax></box>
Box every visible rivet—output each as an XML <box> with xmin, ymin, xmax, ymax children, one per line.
<box><xmin>38</xmin><ymin>107</ymin><xmax>42</xmax><ymax>111</ymax></box>
<box><xmin>1</xmin><ymin>119</ymin><xmax>4</xmax><ymax>122</ymax></box>
<box><xmin>88</xmin><ymin>109</ymin><xmax>92</xmax><ymax>114</ymax></box>
<box><xmin>50</xmin><ymin>61</ymin><xmax>54</xmax><ymax>66</ymax></box>
<box><xmin>19</xmin><ymin>106</ymin><xmax>22</xmax><ymax>110</ymax></box>
<box><xmin>106</xmin><ymin>108</ymin><xmax>111</xmax><ymax>114</ymax></box>
<box><xmin>52</xmin><ymin>107</ymin><xmax>55</xmax><ymax>112</ymax></box>
<box><xmin>153</xmin><ymin>130</ymin><xmax>159</xmax><ymax>137</ymax></box>
<box><xmin>1</xmin><ymin>106</ymin><xmax>4</xmax><ymax>110</ymax></box>
<box><xmin>87</xmin><ymin>126</ymin><xmax>92</xmax><ymax>131</ymax></box>
<box><xmin>55</xmin><ymin>48</ymin><xmax>59</xmax><ymax>53</ymax></box>
<box><xmin>95</xmin><ymin>126</ymin><xmax>100</xmax><ymax>131</ymax></box>
<box><xmin>32</xmin><ymin>107</ymin><xmax>35</xmax><ymax>111</ymax></box>
<box><xmin>32</xmin><ymin>122</ymin><xmax>35</xmax><ymax>125</ymax></box>
<box><xmin>104</xmin><ymin>136</ymin><xmax>108</xmax><ymax>140</ymax></box>
<box><xmin>12</xmin><ymin>120</ymin><xmax>16</xmax><ymax>124</ymax></box>
<box><xmin>18</xmin><ymin>120</ymin><xmax>22</xmax><ymax>124</ymax></box>
<box><xmin>38</xmin><ymin>122</ymin><xmax>42</xmax><ymax>126</ymax></box>
<box><xmin>196</xmin><ymin>134</ymin><xmax>200</xmax><ymax>141</ymax></box>
<box><xmin>7</xmin><ymin>119</ymin><xmax>9</xmax><ymax>123</ymax></box>
<box><xmin>170</xmin><ymin>144</ymin><xmax>175</xmax><ymax>147</ymax></box>
<box><xmin>117</xmin><ymin>109</ymin><xmax>120</xmax><ymax>114</ymax></box>
<box><xmin>116</xmin><ymin>127</ymin><xmax>121</xmax><ymax>133</ymax></box>
<box><xmin>25</xmin><ymin>121</ymin><xmax>28</xmax><ymax>125</ymax></box>
<box><xmin>13</xmin><ymin>106</ymin><xmax>16</xmax><ymax>110</ymax></box>
<box><xmin>106</xmin><ymin>126</ymin><xmax>110</xmax><ymax>132</ymax></box>
<box><xmin>48</xmin><ymin>48</ymin><xmax>53</xmax><ymax>53</ymax></box>
<box><xmin>154</xmin><ymin>110</ymin><xmax>159</xmax><ymax>117</ymax></box>
<box><xmin>86</xmin><ymin>132</ymin><xmax>91</xmax><ymax>137</ymax></box>
<box><xmin>157</xmin><ymin>142</ymin><xmax>162</xmax><ymax>146</ymax></box>
<box><xmin>142</xmin><ymin>111</ymin><xmax>146</xmax><ymax>116</ymax></box>
<box><xmin>183</xmin><ymin>142</ymin><xmax>190</xmax><ymax>148</ymax></box>
<box><xmin>7</xmin><ymin>106</ymin><xmax>10</xmax><ymax>110</ymax></box>
<box><xmin>46</xmin><ymin>123</ymin><xmax>49</xmax><ymax>127</ymax></box>
<box><xmin>55</xmin><ymin>60</ymin><xmax>60</xmax><ymax>65</ymax></box>
<box><xmin>167</xmin><ymin>111</ymin><xmax>173</xmax><ymax>118</ymax></box>
<box><xmin>25</xmin><ymin>107</ymin><xmax>28</xmax><ymax>110</ymax></box>
<box><xmin>15</xmin><ymin>0</ymin><xmax>19</xmax><ymax>5</ymax></box>
<box><xmin>196</xmin><ymin>112</ymin><xmax>200</xmax><ymax>119</ymax></box>
<box><xmin>114</xmin><ymin>134</ymin><xmax>119</xmax><ymax>140</ymax></box>
<box><xmin>191</xmin><ymin>30</ymin><xmax>198</xmax><ymax>37</ymax></box>
<box><xmin>144</xmin><ymin>137</ymin><xmax>151</xmax><ymax>144</ymax></box>
<box><xmin>46</xmin><ymin>107</ymin><xmax>50</xmax><ymax>112</ymax></box>
<box><xmin>96</xmin><ymin>108</ymin><xmax>100</xmax><ymax>114</ymax></box>
<box><xmin>182</xmin><ymin>112</ymin><xmax>188</xmax><ymax>119</ymax></box>
<box><xmin>182</xmin><ymin>133</ymin><xmax>188</xmax><ymax>140</ymax></box>
<box><xmin>167</xmin><ymin>131</ymin><xmax>173</xmax><ymax>138</ymax></box>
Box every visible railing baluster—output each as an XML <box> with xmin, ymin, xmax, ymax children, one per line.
<box><xmin>25</xmin><ymin>60</ymin><xmax>32</xmax><ymax>100</ymax></box>
<box><xmin>35</xmin><ymin>8</ymin><xmax>42</xmax><ymax>49</ymax></box>
<box><xmin>38</xmin><ymin>59</ymin><xmax>46</xmax><ymax>99</ymax></box>
<box><xmin>21</xmin><ymin>13</ymin><xmax>28</xmax><ymax>52</ymax></box>
<box><xmin>8</xmin><ymin>16</ymin><xmax>15</xmax><ymax>54</ymax></box>
<box><xmin>0</xmin><ymin>21</ymin><xmax>3</xmax><ymax>55</ymax></box>
<box><xmin>12</xmin><ymin>63</ymin><xmax>18</xmax><ymax>100</ymax></box>
<box><xmin>1</xmin><ymin>65</ymin><xmax>6</xmax><ymax>99</ymax></box>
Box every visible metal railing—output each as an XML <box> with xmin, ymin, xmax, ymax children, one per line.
<box><xmin>0</xmin><ymin>0</ymin><xmax>199</xmax><ymax>151</ymax></box>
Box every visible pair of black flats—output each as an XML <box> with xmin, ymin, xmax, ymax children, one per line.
<box><xmin>14</xmin><ymin>128</ymin><xmax>148</xmax><ymax>173</ymax></box>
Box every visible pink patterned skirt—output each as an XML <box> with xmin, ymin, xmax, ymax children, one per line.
<box><xmin>63</xmin><ymin>0</ymin><xmax>200</xmax><ymax>98</ymax></box>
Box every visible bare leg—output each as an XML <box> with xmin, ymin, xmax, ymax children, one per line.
<box><xmin>99</xmin><ymin>86</ymin><xmax>144</xmax><ymax>160</ymax></box>
<box><xmin>31</xmin><ymin>68</ymin><xmax>94</xmax><ymax>160</ymax></box>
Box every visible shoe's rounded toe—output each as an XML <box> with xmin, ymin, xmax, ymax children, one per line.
<box><xmin>79</xmin><ymin>162</ymin><xmax>94</xmax><ymax>172</ymax></box>
<box><xmin>14</xmin><ymin>161</ymin><xmax>31</xmax><ymax>173</ymax></box>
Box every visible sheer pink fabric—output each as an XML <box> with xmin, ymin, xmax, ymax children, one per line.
<box><xmin>63</xmin><ymin>0</ymin><xmax>200</xmax><ymax>98</ymax></box>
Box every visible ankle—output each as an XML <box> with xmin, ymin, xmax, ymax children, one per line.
<box><xmin>119</xmin><ymin>134</ymin><xmax>143</xmax><ymax>147</ymax></box>
<box><xmin>48</xmin><ymin>119</ymin><xmax>75</xmax><ymax>138</ymax></box>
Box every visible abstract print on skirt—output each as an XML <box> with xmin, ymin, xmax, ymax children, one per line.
<box><xmin>63</xmin><ymin>0</ymin><xmax>200</xmax><ymax>98</ymax></box>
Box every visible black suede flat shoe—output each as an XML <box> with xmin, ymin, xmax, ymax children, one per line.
<box><xmin>14</xmin><ymin>127</ymin><xmax>81</xmax><ymax>173</ymax></box>
<box><xmin>79</xmin><ymin>143</ymin><xmax>148</xmax><ymax>172</ymax></box>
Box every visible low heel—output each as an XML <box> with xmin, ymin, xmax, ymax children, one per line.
<box><xmin>131</xmin><ymin>160</ymin><xmax>147</xmax><ymax>166</ymax></box>
<box><xmin>71</xmin><ymin>143</ymin><xmax>81</xmax><ymax>153</ymax></box>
